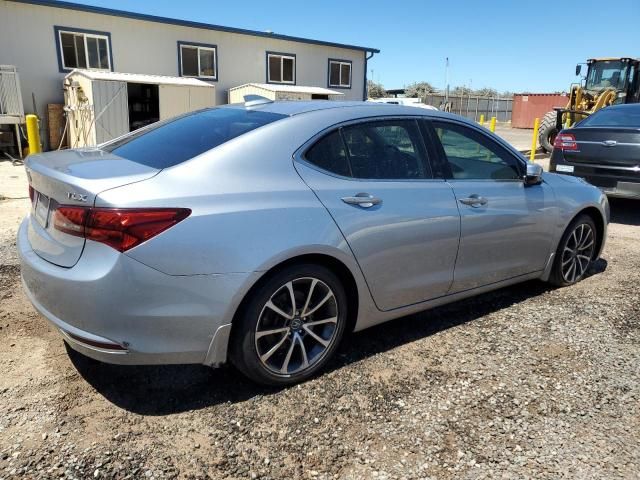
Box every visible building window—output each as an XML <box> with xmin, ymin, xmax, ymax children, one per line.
<box><xmin>55</xmin><ymin>27</ymin><xmax>112</xmax><ymax>72</ymax></box>
<box><xmin>267</xmin><ymin>52</ymin><xmax>295</xmax><ymax>84</ymax></box>
<box><xmin>328</xmin><ymin>59</ymin><xmax>352</xmax><ymax>88</ymax></box>
<box><xmin>178</xmin><ymin>42</ymin><xmax>217</xmax><ymax>80</ymax></box>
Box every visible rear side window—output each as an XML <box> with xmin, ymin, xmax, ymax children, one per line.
<box><xmin>103</xmin><ymin>108</ymin><xmax>286</xmax><ymax>168</ymax></box>
<box><xmin>305</xmin><ymin>131</ymin><xmax>351</xmax><ymax>177</ymax></box>
<box><xmin>578</xmin><ymin>107</ymin><xmax>640</xmax><ymax>127</ymax></box>
<box><xmin>342</xmin><ymin>120</ymin><xmax>430</xmax><ymax>179</ymax></box>
<box><xmin>305</xmin><ymin>119</ymin><xmax>430</xmax><ymax>180</ymax></box>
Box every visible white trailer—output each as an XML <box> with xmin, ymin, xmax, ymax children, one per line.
<box><xmin>229</xmin><ymin>83</ymin><xmax>343</xmax><ymax>104</ymax></box>
<box><xmin>64</xmin><ymin>69</ymin><xmax>215</xmax><ymax>148</ymax></box>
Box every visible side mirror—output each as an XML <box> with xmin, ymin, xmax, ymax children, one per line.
<box><xmin>524</xmin><ymin>162</ymin><xmax>543</xmax><ymax>186</ymax></box>
<box><xmin>575</xmin><ymin>64</ymin><xmax>582</xmax><ymax>76</ymax></box>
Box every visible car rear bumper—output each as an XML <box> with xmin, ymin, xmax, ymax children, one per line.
<box><xmin>597</xmin><ymin>181</ymin><xmax>640</xmax><ymax>199</ymax></box>
<box><xmin>18</xmin><ymin>216</ymin><xmax>256</xmax><ymax>366</ymax></box>
<box><xmin>549</xmin><ymin>157</ymin><xmax>640</xmax><ymax>199</ymax></box>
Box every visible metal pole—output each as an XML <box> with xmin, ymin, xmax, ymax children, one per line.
<box><xmin>444</xmin><ymin>57</ymin><xmax>449</xmax><ymax>104</ymax></box>
<box><xmin>530</xmin><ymin>117</ymin><xmax>540</xmax><ymax>161</ymax></box>
<box><xmin>475</xmin><ymin>96</ymin><xmax>479</xmax><ymax>121</ymax></box>
<box><xmin>15</xmin><ymin>123</ymin><xmax>23</xmax><ymax>160</ymax></box>
<box><xmin>26</xmin><ymin>114</ymin><xmax>41</xmax><ymax>154</ymax></box>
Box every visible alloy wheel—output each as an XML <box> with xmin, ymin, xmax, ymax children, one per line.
<box><xmin>561</xmin><ymin>223</ymin><xmax>595</xmax><ymax>283</ymax></box>
<box><xmin>255</xmin><ymin>277</ymin><xmax>339</xmax><ymax>376</ymax></box>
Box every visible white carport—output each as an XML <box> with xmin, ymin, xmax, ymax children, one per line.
<box><xmin>228</xmin><ymin>83</ymin><xmax>344</xmax><ymax>103</ymax></box>
<box><xmin>64</xmin><ymin>69</ymin><xmax>215</xmax><ymax>148</ymax></box>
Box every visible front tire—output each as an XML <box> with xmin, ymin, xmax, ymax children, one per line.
<box><xmin>549</xmin><ymin>214</ymin><xmax>598</xmax><ymax>287</ymax></box>
<box><xmin>230</xmin><ymin>264</ymin><xmax>347</xmax><ymax>386</ymax></box>
<box><xmin>538</xmin><ymin>110</ymin><xmax>559</xmax><ymax>154</ymax></box>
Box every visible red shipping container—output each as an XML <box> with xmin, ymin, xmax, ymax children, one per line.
<box><xmin>512</xmin><ymin>93</ymin><xmax>568</xmax><ymax>128</ymax></box>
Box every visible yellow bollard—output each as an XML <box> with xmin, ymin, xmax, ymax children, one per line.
<box><xmin>26</xmin><ymin>114</ymin><xmax>42</xmax><ymax>155</ymax></box>
<box><xmin>479</xmin><ymin>114</ymin><xmax>485</xmax><ymax>126</ymax></box>
<box><xmin>530</xmin><ymin>117</ymin><xmax>540</xmax><ymax>162</ymax></box>
<box><xmin>489</xmin><ymin>116</ymin><xmax>496</xmax><ymax>133</ymax></box>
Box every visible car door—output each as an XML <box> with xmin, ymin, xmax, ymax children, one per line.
<box><xmin>428</xmin><ymin>120</ymin><xmax>555</xmax><ymax>293</ymax></box>
<box><xmin>294</xmin><ymin>118</ymin><xmax>461</xmax><ymax>312</ymax></box>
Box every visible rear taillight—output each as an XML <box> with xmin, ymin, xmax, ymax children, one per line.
<box><xmin>51</xmin><ymin>206</ymin><xmax>191</xmax><ymax>252</ymax></box>
<box><xmin>553</xmin><ymin>133</ymin><xmax>578</xmax><ymax>151</ymax></box>
<box><xmin>52</xmin><ymin>206</ymin><xmax>88</xmax><ymax>236</ymax></box>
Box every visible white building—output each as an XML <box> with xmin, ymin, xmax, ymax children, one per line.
<box><xmin>0</xmin><ymin>0</ymin><xmax>378</xmax><ymax>148</ymax></box>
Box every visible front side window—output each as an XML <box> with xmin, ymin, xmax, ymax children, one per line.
<box><xmin>267</xmin><ymin>53</ymin><xmax>295</xmax><ymax>84</ymax></box>
<box><xmin>57</xmin><ymin>28</ymin><xmax>111</xmax><ymax>71</ymax></box>
<box><xmin>179</xmin><ymin>43</ymin><xmax>217</xmax><ymax>79</ymax></box>
<box><xmin>433</xmin><ymin>122</ymin><xmax>521</xmax><ymax>180</ymax></box>
<box><xmin>329</xmin><ymin>60</ymin><xmax>352</xmax><ymax>88</ymax></box>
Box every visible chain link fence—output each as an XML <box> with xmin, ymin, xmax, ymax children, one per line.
<box><xmin>420</xmin><ymin>93</ymin><xmax>512</xmax><ymax>123</ymax></box>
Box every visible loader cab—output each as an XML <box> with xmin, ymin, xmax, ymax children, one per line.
<box><xmin>629</xmin><ymin>62</ymin><xmax>640</xmax><ymax>104</ymax></box>
<box><xmin>583</xmin><ymin>58</ymin><xmax>639</xmax><ymax>103</ymax></box>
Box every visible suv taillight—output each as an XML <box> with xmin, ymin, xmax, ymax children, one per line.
<box><xmin>51</xmin><ymin>206</ymin><xmax>191</xmax><ymax>252</ymax></box>
<box><xmin>553</xmin><ymin>133</ymin><xmax>578</xmax><ymax>151</ymax></box>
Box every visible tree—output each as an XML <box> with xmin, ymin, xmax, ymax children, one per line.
<box><xmin>367</xmin><ymin>80</ymin><xmax>386</xmax><ymax>99</ymax></box>
<box><xmin>404</xmin><ymin>81</ymin><xmax>436</xmax><ymax>98</ymax></box>
<box><xmin>474</xmin><ymin>87</ymin><xmax>498</xmax><ymax>97</ymax></box>
<box><xmin>452</xmin><ymin>85</ymin><xmax>472</xmax><ymax>96</ymax></box>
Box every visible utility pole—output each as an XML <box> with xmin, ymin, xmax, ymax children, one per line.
<box><xmin>444</xmin><ymin>57</ymin><xmax>450</xmax><ymax>103</ymax></box>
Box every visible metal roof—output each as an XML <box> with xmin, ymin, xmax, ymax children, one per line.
<box><xmin>8</xmin><ymin>0</ymin><xmax>380</xmax><ymax>53</ymax></box>
<box><xmin>65</xmin><ymin>69</ymin><xmax>214</xmax><ymax>87</ymax></box>
<box><xmin>230</xmin><ymin>83</ymin><xmax>344</xmax><ymax>96</ymax></box>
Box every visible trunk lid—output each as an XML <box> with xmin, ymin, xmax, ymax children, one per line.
<box><xmin>563</xmin><ymin>127</ymin><xmax>640</xmax><ymax>167</ymax></box>
<box><xmin>25</xmin><ymin>148</ymin><xmax>159</xmax><ymax>267</ymax></box>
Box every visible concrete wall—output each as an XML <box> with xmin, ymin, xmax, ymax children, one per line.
<box><xmin>0</xmin><ymin>0</ymin><xmax>367</xmax><ymax>145</ymax></box>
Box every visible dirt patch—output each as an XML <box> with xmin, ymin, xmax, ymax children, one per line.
<box><xmin>1</xmin><ymin>193</ymin><xmax>639</xmax><ymax>479</ymax></box>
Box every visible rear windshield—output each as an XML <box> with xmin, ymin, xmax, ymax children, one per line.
<box><xmin>103</xmin><ymin>108</ymin><xmax>286</xmax><ymax>168</ymax></box>
<box><xmin>578</xmin><ymin>107</ymin><xmax>640</xmax><ymax>128</ymax></box>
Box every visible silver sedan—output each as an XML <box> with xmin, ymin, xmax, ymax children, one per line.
<box><xmin>18</xmin><ymin>100</ymin><xmax>609</xmax><ymax>385</ymax></box>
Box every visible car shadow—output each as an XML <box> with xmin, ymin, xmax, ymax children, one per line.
<box><xmin>609</xmin><ymin>198</ymin><xmax>640</xmax><ymax>226</ymax></box>
<box><xmin>69</xmin><ymin>263</ymin><xmax>607</xmax><ymax>416</ymax></box>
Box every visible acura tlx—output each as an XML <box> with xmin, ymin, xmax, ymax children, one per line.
<box><xmin>19</xmin><ymin>100</ymin><xmax>609</xmax><ymax>385</ymax></box>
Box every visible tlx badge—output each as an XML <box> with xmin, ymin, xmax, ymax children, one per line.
<box><xmin>67</xmin><ymin>192</ymin><xmax>88</xmax><ymax>202</ymax></box>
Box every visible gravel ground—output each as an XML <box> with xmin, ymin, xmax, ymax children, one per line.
<box><xmin>1</xmin><ymin>159</ymin><xmax>639</xmax><ymax>478</ymax></box>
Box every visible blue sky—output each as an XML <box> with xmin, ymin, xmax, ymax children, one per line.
<box><xmin>73</xmin><ymin>0</ymin><xmax>639</xmax><ymax>93</ymax></box>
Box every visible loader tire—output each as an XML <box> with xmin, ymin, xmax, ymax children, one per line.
<box><xmin>538</xmin><ymin>111</ymin><xmax>558</xmax><ymax>154</ymax></box>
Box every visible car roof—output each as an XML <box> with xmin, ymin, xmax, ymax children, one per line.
<box><xmin>602</xmin><ymin>103</ymin><xmax>640</xmax><ymax>110</ymax></box>
<box><xmin>222</xmin><ymin>100</ymin><xmax>450</xmax><ymax>118</ymax></box>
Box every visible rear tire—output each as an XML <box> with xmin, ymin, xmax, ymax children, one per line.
<box><xmin>230</xmin><ymin>264</ymin><xmax>347</xmax><ymax>386</ymax></box>
<box><xmin>549</xmin><ymin>214</ymin><xmax>598</xmax><ymax>287</ymax></box>
<box><xmin>538</xmin><ymin>111</ymin><xmax>559</xmax><ymax>154</ymax></box>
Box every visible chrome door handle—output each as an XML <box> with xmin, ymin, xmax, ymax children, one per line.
<box><xmin>459</xmin><ymin>194</ymin><xmax>488</xmax><ymax>207</ymax></box>
<box><xmin>341</xmin><ymin>192</ymin><xmax>382</xmax><ymax>208</ymax></box>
